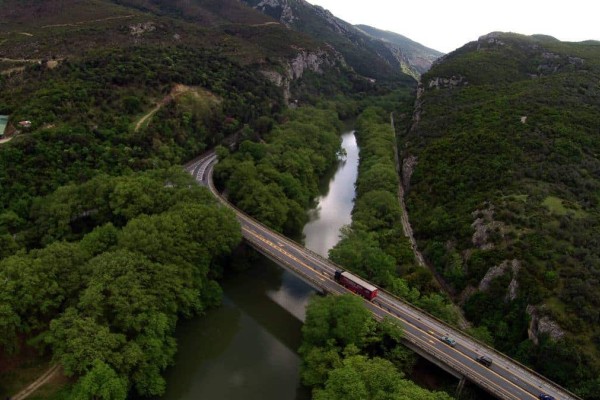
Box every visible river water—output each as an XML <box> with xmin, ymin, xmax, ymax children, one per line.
<box><xmin>161</xmin><ymin>131</ymin><xmax>359</xmax><ymax>400</ymax></box>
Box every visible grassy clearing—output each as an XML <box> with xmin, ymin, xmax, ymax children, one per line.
<box><xmin>542</xmin><ymin>196</ymin><xmax>587</xmax><ymax>218</ymax></box>
<box><xmin>133</xmin><ymin>85</ymin><xmax>221</xmax><ymax>132</ymax></box>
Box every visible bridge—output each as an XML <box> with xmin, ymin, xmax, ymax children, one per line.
<box><xmin>186</xmin><ymin>151</ymin><xmax>580</xmax><ymax>400</ymax></box>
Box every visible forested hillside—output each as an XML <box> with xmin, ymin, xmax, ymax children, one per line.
<box><xmin>0</xmin><ymin>0</ymin><xmax>421</xmax><ymax>397</ymax></box>
<box><xmin>403</xmin><ymin>32</ymin><xmax>600</xmax><ymax>397</ymax></box>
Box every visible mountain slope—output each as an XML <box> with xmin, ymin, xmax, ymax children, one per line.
<box><xmin>402</xmin><ymin>32</ymin><xmax>600</xmax><ymax>397</ymax></box>
<box><xmin>355</xmin><ymin>24</ymin><xmax>443</xmax><ymax>77</ymax></box>
<box><xmin>241</xmin><ymin>0</ymin><xmax>422</xmax><ymax>82</ymax></box>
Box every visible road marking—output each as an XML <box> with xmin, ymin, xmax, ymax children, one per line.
<box><xmin>368</xmin><ymin>299</ymin><xmax>536</xmax><ymax>400</ymax></box>
<box><xmin>242</xmin><ymin>227</ymin><xmax>331</xmax><ymax>282</ymax></box>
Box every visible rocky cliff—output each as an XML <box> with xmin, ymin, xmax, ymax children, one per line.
<box><xmin>261</xmin><ymin>47</ymin><xmax>343</xmax><ymax>103</ymax></box>
<box><xmin>240</xmin><ymin>0</ymin><xmax>418</xmax><ymax>83</ymax></box>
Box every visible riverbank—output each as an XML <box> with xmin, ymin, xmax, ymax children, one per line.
<box><xmin>161</xmin><ymin>130</ymin><xmax>360</xmax><ymax>399</ymax></box>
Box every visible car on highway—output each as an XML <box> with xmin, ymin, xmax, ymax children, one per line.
<box><xmin>538</xmin><ymin>394</ymin><xmax>555</xmax><ymax>400</ymax></box>
<box><xmin>439</xmin><ymin>335</ymin><xmax>456</xmax><ymax>347</ymax></box>
<box><xmin>476</xmin><ymin>355</ymin><xmax>493</xmax><ymax>367</ymax></box>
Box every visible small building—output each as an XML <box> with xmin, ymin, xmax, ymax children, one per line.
<box><xmin>18</xmin><ymin>120</ymin><xmax>32</xmax><ymax>128</ymax></box>
<box><xmin>0</xmin><ymin>115</ymin><xmax>8</xmax><ymax>137</ymax></box>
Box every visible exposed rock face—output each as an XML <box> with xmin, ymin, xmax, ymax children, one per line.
<box><xmin>428</xmin><ymin>75</ymin><xmax>467</xmax><ymax>89</ymax></box>
<box><xmin>260</xmin><ymin>48</ymin><xmax>338</xmax><ymax>103</ymax></box>
<box><xmin>401</xmin><ymin>155</ymin><xmax>418</xmax><ymax>190</ymax></box>
<box><xmin>471</xmin><ymin>203</ymin><xmax>505</xmax><ymax>250</ymax></box>
<box><xmin>526</xmin><ymin>305</ymin><xmax>566</xmax><ymax>344</ymax></box>
<box><xmin>254</xmin><ymin>0</ymin><xmax>298</xmax><ymax>26</ymax></box>
<box><xmin>478</xmin><ymin>259</ymin><xmax>520</xmax><ymax>294</ymax></box>
<box><xmin>289</xmin><ymin>49</ymin><xmax>328</xmax><ymax>78</ymax></box>
<box><xmin>129</xmin><ymin>22</ymin><xmax>155</xmax><ymax>36</ymax></box>
<box><xmin>478</xmin><ymin>32</ymin><xmax>506</xmax><ymax>47</ymax></box>
<box><xmin>312</xmin><ymin>5</ymin><xmax>351</xmax><ymax>35</ymax></box>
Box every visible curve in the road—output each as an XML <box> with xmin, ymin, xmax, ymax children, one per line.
<box><xmin>187</xmin><ymin>152</ymin><xmax>580</xmax><ymax>400</ymax></box>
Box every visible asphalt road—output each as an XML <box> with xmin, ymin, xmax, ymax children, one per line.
<box><xmin>185</xmin><ymin>152</ymin><xmax>579</xmax><ymax>400</ymax></box>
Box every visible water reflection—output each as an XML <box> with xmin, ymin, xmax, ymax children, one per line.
<box><xmin>161</xmin><ymin>131</ymin><xmax>359</xmax><ymax>400</ymax></box>
<box><xmin>303</xmin><ymin>132</ymin><xmax>359</xmax><ymax>257</ymax></box>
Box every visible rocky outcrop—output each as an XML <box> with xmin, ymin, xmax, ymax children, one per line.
<box><xmin>129</xmin><ymin>22</ymin><xmax>155</xmax><ymax>36</ymax></box>
<box><xmin>471</xmin><ymin>203</ymin><xmax>506</xmax><ymax>250</ymax></box>
<box><xmin>526</xmin><ymin>305</ymin><xmax>566</xmax><ymax>344</ymax></box>
<box><xmin>260</xmin><ymin>48</ymin><xmax>339</xmax><ymax>104</ymax></box>
<box><xmin>478</xmin><ymin>259</ymin><xmax>520</xmax><ymax>295</ymax></box>
<box><xmin>427</xmin><ymin>75</ymin><xmax>467</xmax><ymax>90</ymax></box>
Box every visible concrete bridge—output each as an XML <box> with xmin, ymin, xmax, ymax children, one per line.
<box><xmin>185</xmin><ymin>151</ymin><xmax>580</xmax><ymax>400</ymax></box>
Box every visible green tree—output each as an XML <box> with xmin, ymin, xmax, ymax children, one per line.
<box><xmin>301</xmin><ymin>295</ymin><xmax>375</xmax><ymax>350</ymax></box>
<box><xmin>71</xmin><ymin>360</ymin><xmax>128</xmax><ymax>400</ymax></box>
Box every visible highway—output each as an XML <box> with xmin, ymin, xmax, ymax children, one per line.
<box><xmin>185</xmin><ymin>151</ymin><xmax>580</xmax><ymax>400</ymax></box>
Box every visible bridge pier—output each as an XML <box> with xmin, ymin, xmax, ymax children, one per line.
<box><xmin>456</xmin><ymin>376</ymin><xmax>466</xmax><ymax>399</ymax></box>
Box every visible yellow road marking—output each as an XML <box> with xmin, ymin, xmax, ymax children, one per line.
<box><xmin>242</xmin><ymin>227</ymin><xmax>330</xmax><ymax>282</ymax></box>
<box><xmin>370</xmin><ymin>300</ymin><xmax>534</xmax><ymax>400</ymax></box>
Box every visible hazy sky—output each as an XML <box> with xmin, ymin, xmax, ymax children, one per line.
<box><xmin>306</xmin><ymin>0</ymin><xmax>600</xmax><ymax>53</ymax></box>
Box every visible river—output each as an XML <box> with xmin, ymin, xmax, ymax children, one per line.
<box><xmin>161</xmin><ymin>131</ymin><xmax>359</xmax><ymax>400</ymax></box>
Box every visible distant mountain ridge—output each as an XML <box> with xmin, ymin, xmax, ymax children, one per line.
<box><xmin>355</xmin><ymin>24</ymin><xmax>443</xmax><ymax>77</ymax></box>
<box><xmin>241</xmin><ymin>0</ymin><xmax>440</xmax><ymax>79</ymax></box>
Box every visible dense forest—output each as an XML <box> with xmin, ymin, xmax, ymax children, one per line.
<box><xmin>329</xmin><ymin>106</ymin><xmax>459</xmax><ymax>324</ymax></box>
<box><xmin>404</xmin><ymin>33</ymin><xmax>600</xmax><ymax>396</ymax></box>
<box><xmin>0</xmin><ymin>169</ymin><xmax>241</xmax><ymax>398</ymax></box>
<box><xmin>213</xmin><ymin>106</ymin><xmax>344</xmax><ymax>234</ymax></box>
<box><xmin>299</xmin><ymin>294</ymin><xmax>452</xmax><ymax>400</ymax></box>
<box><xmin>0</xmin><ymin>46</ymin><xmax>281</xmax><ymax>221</ymax></box>
<box><xmin>0</xmin><ymin>0</ymin><xmax>420</xmax><ymax>397</ymax></box>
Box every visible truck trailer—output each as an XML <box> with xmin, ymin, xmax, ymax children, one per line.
<box><xmin>334</xmin><ymin>270</ymin><xmax>378</xmax><ymax>301</ymax></box>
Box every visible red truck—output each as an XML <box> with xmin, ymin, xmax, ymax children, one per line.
<box><xmin>334</xmin><ymin>270</ymin><xmax>378</xmax><ymax>301</ymax></box>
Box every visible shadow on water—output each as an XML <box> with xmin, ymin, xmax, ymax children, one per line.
<box><xmin>160</xmin><ymin>257</ymin><xmax>314</xmax><ymax>400</ymax></box>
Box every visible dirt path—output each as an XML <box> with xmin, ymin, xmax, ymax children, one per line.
<box><xmin>134</xmin><ymin>84</ymin><xmax>192</xmax><ymax>132</ymax></box>
<box><xmin>0</xmin><ymin>57</ymin><xmax>40</xmax><ymax>63</ymax></box>
<box><xmin>41</xmin><ymin>14</ymin><xmax>135</xmax><ymax>29</ymax></box>
<box><xmin>0</xmin><ymin>136</ymin><xmax>14</xmax><ymax>145</ymax></box>
<box><xmin>251</xmin><ymin>22</ymin><xmax>280</xmax><ymax>27</ymax></box>
<box><xmin>135</xmin><ymin>104</ymin><xmax>161</xmax><ymax>132</ymax></box>
<box><xmin>11</xmin><ymin>364</ymin><xmax>61</xmax><ymax>400</ymax></box>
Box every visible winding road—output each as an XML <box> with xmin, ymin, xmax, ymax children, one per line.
<box><xmin>185</xmin><ymin>151</ymin><xmax>580</xmax><ymax>400</ymax></box>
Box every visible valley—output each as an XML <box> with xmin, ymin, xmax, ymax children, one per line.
<box><xmin>0</xmin><ymin>1</ymin><xmax>599</xmax><ymax>399</ymax></box>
